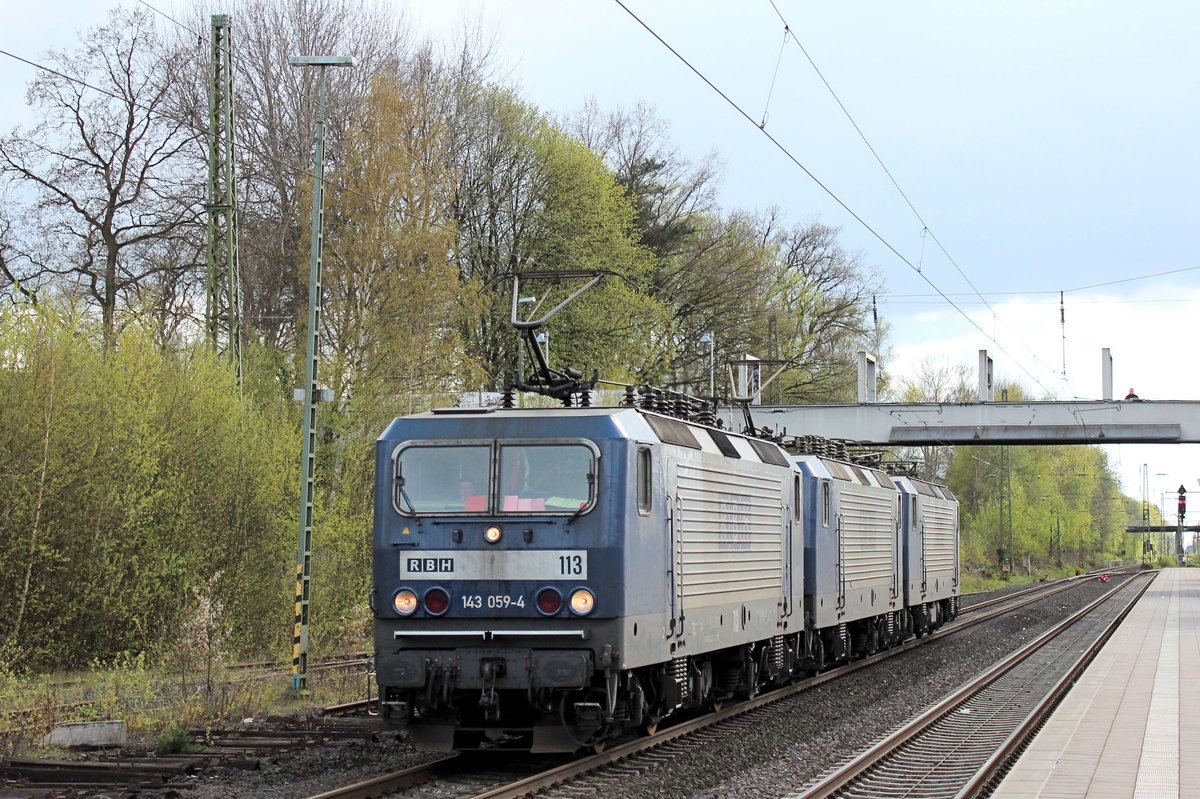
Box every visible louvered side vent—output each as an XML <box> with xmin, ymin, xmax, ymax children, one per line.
<box><xmin>838</xmin><ymin>484</ymin><xmax>897</xmax><ymax>587</ymax></box>
<box><xmin>923</xmin><ymin>500</ymin><xmax>958</xmax><ymax>577</ymax></box>
<box><xmin>676</xmin><ymin>462</ymin><xmax>786</xmax><ymax>603</ymax></box>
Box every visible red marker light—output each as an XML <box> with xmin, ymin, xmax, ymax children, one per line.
<box><xmin>536</xmin><ymin>587</ymin><xmax>562</xmax><ymax>615</ymax></box>
<box><xmin>424</xmin><ymin>587</ymin><xmax>450</xmax><ymax>616</ymax></box>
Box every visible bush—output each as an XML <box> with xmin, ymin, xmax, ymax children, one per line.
<box><xmin>0</xmin><ymin>306</ymin><xmax>296</xmax><ymax>670</ymax></box>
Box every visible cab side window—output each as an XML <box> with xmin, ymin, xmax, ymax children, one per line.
<box><xmin>637</xmin><ymin>448</ymin><xmax>652</xmax><ymax>514</ymax></box>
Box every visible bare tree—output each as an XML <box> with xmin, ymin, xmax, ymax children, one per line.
<box><xmin>893</xmin><ymin>355</ymin><xmax>974</xmax><ymax>480</ymax></box>
<box><xmin>567</xmin><ymin>100</ymin><xmax>722</xmax><ymax>259</ymax></box>
<box><xmin>174</xmin><ymin>0</ymin><xmax>414</xmax><ymax>352</ymax></box>
<box><xmin>0</xmin><ymin>7</ymin><xmax>202</xmax><ymax>348</ymax></box>
<box><xmin>763</xmin><ymin>216</ymin><xmax>882</xmax><ymax>402</ymax></box>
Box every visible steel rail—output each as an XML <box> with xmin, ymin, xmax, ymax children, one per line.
<box><xmin>793</xmin><ymin>571</ymin><xmax>1154</xmax><ymax>798</ymax></box>
<box><xmin>961</xmin><ymin>564</ymin><xmax>1138</xmax><ymax>614</ymax></box>
<box><xmin>0</xmin><ymin>578</ymin><xmax>1069</xmax><ymax>735</ymax></box>
<box><xmin>293</xmin><ymin>572</ymin><xmax>1130</xmax><ymax>799</ymax></box>
<box><xmin>302</xmin><ymin>754</ymin><xmax>459</xmax><ymax>799</ymax></box>
<box><xmin>956</xmin><ymin>573</ymin><xmax>1153</xmax><ymax>797</ymax></box>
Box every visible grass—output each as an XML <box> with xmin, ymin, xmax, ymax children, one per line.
<box><xmin>0</xmin><ymin>647</ymin><xmax>370</xmax><ymax>758</ymax></box>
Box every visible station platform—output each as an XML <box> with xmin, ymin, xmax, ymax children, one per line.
<box><xmin>992</xmin><ymin>568</ymin><xmax>1200</xmax><ymax>798</ymax></box>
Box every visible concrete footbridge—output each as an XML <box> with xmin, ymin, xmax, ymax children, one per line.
<box><xmin>720</xmin><ymin>349</ymin><xmax>1200</xmax><ymax>447</ymax></box>
<box><xmin>735</xmin><ymin>399</ymin><xmax>1200</xmax><ymax>447</ymax></box>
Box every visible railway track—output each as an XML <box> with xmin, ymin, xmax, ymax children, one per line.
<box><xmin>302</xmin><ymin>571</ymin><xmax>1134</xmax><ymax>799</ymax></box>
<box><xmin>2</xmin><ymin>653</ymin><xmax>373</xmax><ymax>739</ymax></box>
<box><xmin>795</xmin><ymin>570</ymin><xmax>1154</xmax><ymax>798</ymax></box>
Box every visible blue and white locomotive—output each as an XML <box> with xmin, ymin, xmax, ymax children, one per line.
<box><xmin>372</xmin><ymin>397</ymin><xmax>959</xmax><ymax>752</ymax></box>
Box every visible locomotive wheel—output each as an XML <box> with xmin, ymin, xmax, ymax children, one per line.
<box><xmin>593</xmin><ymin>741</ymin><xmax>607</xmax><ymax>753</ymax></box>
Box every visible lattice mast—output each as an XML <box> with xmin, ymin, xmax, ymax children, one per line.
<box><xmin>205</xmin><ymin>14</ymin><xmax>243</xmax><ymax>383</ymax></box>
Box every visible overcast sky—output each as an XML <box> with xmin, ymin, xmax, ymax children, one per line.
<box><xmin>4</xmin><ymin>0</ymin><xmax>1199</xmax><ymax>504</ymax></box>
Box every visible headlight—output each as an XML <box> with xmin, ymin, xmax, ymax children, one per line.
<box><xmin>392</xmin><ymin>588</ymin><xmax>418</xmax><ymax>616</ymax></box>
<box><xmin>569</xmin><ymin>588</ymin><xmax>595</xmax><ymax>615</ymax></box>
<box><xmin>483</xmin><ymin>526</ymin><xmax>502</xmax><ymax>544</ymax></box>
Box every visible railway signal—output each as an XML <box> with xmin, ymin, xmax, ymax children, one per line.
<box><xmin>1179</xmin><ymin>485</ymin><xmax>1187</xmax><ymax>523</ymax></box>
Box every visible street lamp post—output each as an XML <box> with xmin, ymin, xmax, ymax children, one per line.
<box><xmin>290</xmin><ymin>54</ymin><xmax>353</xmax><ymax>693</ymax></box>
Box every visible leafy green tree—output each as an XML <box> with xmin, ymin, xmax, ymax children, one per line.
<box><xmin>568</xmin><ymin>99</ymin><xmax>722</xmax><ymax>260</ymax></box>
<box><xmin>944</xmin><ymin>385</ymin><xmax>1133</xmax><ymax>576</ymax></box>
<box><xmin>570</xmin><ymin>103</ymin><xmax>883</xmax><ymax>400</ymax></box>
<box><xmin>318</xmin><ymin>74</ymin><xmax>477</xmax><ymax>410</ymax></box>
<box><xmin>450</xmin><ymin>89</ymin><xmax>668</xmax><ymax>389</ymax></box>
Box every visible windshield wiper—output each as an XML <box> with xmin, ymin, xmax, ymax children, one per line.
<box><xmin>396</xmin><ymin>476</ymin><xmax>419</xmax><ymax>517</ymax></box>
<box><xmin>566</xmin><ymin>471</ymin><xmax>595</xmax><ymax>526</ymax></box>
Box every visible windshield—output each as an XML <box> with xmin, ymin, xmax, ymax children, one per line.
<box><xmin>393</xmin><ymin>441</ymin><xmax>597</xmax><ymax>516</ymax></box>
<box><xmin>395</xmin><ymin>445</ymin><xmax>491</xmax><ymax>514</ymax></box>
<box><xmin>498</xmin><ymin>444</ymin><xmax>594</xmax><ymax>513</ymax></box>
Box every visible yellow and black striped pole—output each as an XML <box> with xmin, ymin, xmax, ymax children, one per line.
<box><xmin>292</xmin><ymin>562</ymin><xmax>308</xmax><ymax>691</ymax></box>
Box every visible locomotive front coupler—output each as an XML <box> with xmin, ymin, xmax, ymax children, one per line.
<box><xmin>479</xmin><ymin>658</ymin><xmax>505</xmax><ymax>721</ymax></box>
<box><xmin>603</xmin><ymin>667</ymin><xmax>619</xmax><ymax>721</ymax></box>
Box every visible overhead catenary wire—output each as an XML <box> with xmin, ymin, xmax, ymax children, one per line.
<box><xmin>763</xmin><ymin>0</ymin><xmax>1067</xmax><ymax>395</ymax></box>
<box><xmin>0</xmin><ymin>8</ymin><xmax>1095</xmax><ymax>412</ymax></box>
<box><xmin>0</xmin><ymin>16</ymin><xmax>863</xmax><ymax>415</ymax></box>
<box><xmin>758</xmin><ymin>22</ymin><xmax>789</xmax><ymax>128</ymax></box>
<box><xmin>99</xmin><ymin>0</ymin><xmax>1125</xmax><ymax>400</ymax></box>
<box><xmin>7</xmin><ymin>6</ymin><xmax>875</xmax><ymax>371</ymax></box>
<box><xmin>877</xmin><ymin>264</ymin><xmax>1200</xmax><ymax>302</ymax></box>
<box><xmin>612</xmin><ymin>0</ymin><xmax>1056</xmax><ymax>397</ymax></box>
<box><xmin>114</xmin><ymin>0</ymin><xmax>675</xmax><ymax>301</ymax></box>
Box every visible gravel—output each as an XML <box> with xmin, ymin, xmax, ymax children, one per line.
<box><xmin>678</xmin><ymin>576</ymin><xmax>1125</xmax><ymax>799</ymax></box>
<box><xmin>183</xmin><ymin>734</ymin><xmax>441</xmax><ymax>799</ymax></box>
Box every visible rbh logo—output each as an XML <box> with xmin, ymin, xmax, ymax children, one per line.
<box><xmin>407</xmin><ymin>557</ymin><xmax>454</xmax><ymax>574</ymax></box>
